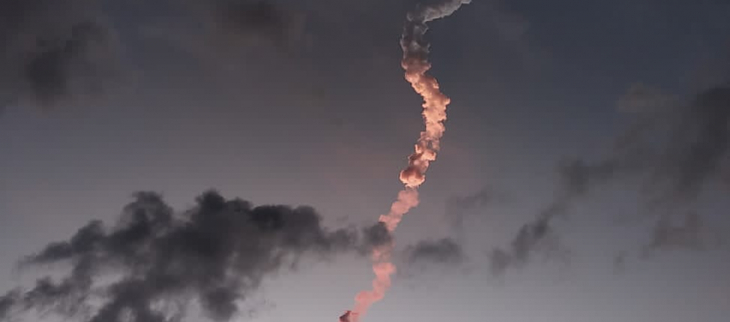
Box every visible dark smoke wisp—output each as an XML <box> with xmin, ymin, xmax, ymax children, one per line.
<box><xmin>487</xmin><ymin>85</ymin><xmax>730</xmax><ymax>275</ymax></box>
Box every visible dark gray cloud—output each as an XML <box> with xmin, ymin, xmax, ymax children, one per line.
<box><xmin>0</xmin><ymin>0</ymin><xmax>307</xmax><ymax>110</ymax></box>
<box><xmin>214</xmin><ymin>0</ymin><xmax>294</xmax><ymax>44</ymax></box>
<box><xmin>0</xmin><ymin>0</ymin><xmax>120</xmax><ymax>109</ymax></box>
<box><xmin>404</xmin><ymin>238</ymin><xmax>464</xmax><ymax>265</ymax></box>
<box><xmin>445</xmin><ymin>187</ymin><xmax>504</xmax><ymax>233</ymax></box>
<box><xmin>613</xmin><ymin>212</ymin><xmax>707</xmax><ymax>271</ymax></box>
<box><xmin>173</xmin><ymin>0</ymin><xmax>305</xmax><ymax>51</ymax></box>
<box><xmin>652</xmin><ymin>87</ymin><xmax>730</xmax><ymax>202</ymax></box>
<box><xmin>563</xmin><ymin>85</ymin><xmax>730</xmax><ymax>205</ymax></box>
<box><xmin>487</xmin><ymin>213</ymin><xmax>568</xmax><ymax>276</ymax></box>
<box><xmin>361</xmin><ymin>222</ymin><xmax>393</xmax><ymax>250</ymax></box>
<box><xmin>0</xmin><ymin>190</ymin><xmax>389</xmax><ymax>322</ymax></box>
<box><xmin>0</xmin><ymin>290</ymin><xmax>18</xmax><ymax>318</ymax></box>
<box><xmin>644</xmin><ymin>212</ymin><xmax>704</xmax><ymax>254</ymax></box>
<box><xmin>395</xmin><ymin>238</ymin><xmax>466</xmax><ymax>279</ymax></box>
<box><xmin>487</xmin><ymin>85</ymin><xmax>730</xmax><ymax>275</ymax></box>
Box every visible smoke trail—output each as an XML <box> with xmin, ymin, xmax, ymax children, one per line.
<box><xmin>340</xmin><ymin>1</ymin><xmax>471</xmax><ymax>322</ymax></box>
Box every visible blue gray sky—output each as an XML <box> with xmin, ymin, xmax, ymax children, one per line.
<box><xmin>1</xmin><ymin>0</ymin><xmax>729</xmax><ymax>322</ymax></box>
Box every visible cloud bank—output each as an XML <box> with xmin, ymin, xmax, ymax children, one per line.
<box><xmin>0</xmin><ymin>190</ymin><xmax>390</xmax><ymax>322</ymax></box>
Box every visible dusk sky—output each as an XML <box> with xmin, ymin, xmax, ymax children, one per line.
<box><xmin>1</xmin><ymin>1</ymin><xmax>729</xmax><ymax>322</ymax></box>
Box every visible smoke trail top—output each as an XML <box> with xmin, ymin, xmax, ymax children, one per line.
<box><xmin>409</xmin><ymin>0</ymin><xmax>472</xmax><ymax>23</ymax></box>
<box><xmin>398</xmin><ymin>0</ymin><xmax>471</xmax><ymax>189</ymax></box>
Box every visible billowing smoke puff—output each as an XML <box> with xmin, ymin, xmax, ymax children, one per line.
<box><xmin>0</xmin><ymin>190</ymin><xmax>390</xmax><ymax>322</ymax></box>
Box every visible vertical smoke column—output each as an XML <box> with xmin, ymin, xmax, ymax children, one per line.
<box><xmin>340</xmin><ymin>1</ymin><xmax>471</xmax><ymax>322</ymax></box>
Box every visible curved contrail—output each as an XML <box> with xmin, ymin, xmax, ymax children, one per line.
<box><xmin>339</xmin><ymin>1</ymin><xmax>471</xmax><ymax>322</ymax></box>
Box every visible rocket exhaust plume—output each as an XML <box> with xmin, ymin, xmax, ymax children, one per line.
<box><xmin>340</xmin><ymin>1</ymin><xmax>471</xmax><ymax>321</ymax></box>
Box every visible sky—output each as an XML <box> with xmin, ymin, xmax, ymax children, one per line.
<box><xmin>1</xmin><ymin>0</ymin><xmax>729</xmax><ymax>322</ymax></box>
